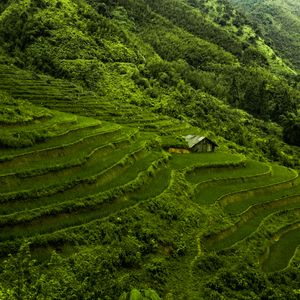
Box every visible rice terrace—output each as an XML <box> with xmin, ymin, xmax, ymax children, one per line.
<box><xmin>0</xmin><ymin>0</ymin><xmax>299</xmax><ymax>299</ymax></box>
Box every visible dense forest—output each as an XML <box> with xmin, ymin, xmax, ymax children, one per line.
<box><xmin>228</xmin><ymin>0</ymin><xmax>300</xmax><ymax>72</ymax></box>
<box><xmin>0</xmin><ymin>0</ymin><xmax>299</xmax><ymax>299</ymax></box>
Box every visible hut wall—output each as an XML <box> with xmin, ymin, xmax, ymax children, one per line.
<box><xmin>192</xmin><ymin>140</ymin><xmax>214</xmax><ymax>152</ymax></box>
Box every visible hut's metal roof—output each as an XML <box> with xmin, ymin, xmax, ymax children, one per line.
<box><xmin>183</xmin><ymin>135</ymin><xmax>217</xmax><ymax>148</ymax></box>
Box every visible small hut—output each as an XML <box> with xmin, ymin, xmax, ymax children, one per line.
<box><xmin>183</xmin><ymin>135</ymin><xmax>217</xmax><ymax>152</ymax></box>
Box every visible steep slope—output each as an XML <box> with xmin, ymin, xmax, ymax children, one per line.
<box><xmin>228</xmin><ymin>0</ymin><xmax>300</xmax><ymax>72</ymax></box>
<box><xmin>137</xmin><ymin>0</ymin><xmax>295</xmax><ymax>74</ymax></box>
<box><xmin>0</xmin><ymin>57</ymin><xmax>299</xmax><ymax>167</ymax></box>
<box><xmin>0</xmin><ymin>2</ymin><xmax>299</xmax><ymax>298</ymax></box>
<box><xmin>0</xmin><ymin>0</ymin><xmax>299</xmax><ymax>165</ymax></box>
<box><xmin>0</xmin><ymin>95</ymin><xmax>299</xmax><ymax>298</ymax></box>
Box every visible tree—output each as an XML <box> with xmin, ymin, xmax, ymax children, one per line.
<box><xmin>119</xmin><ymin>288</ymin><xmax>161</xmax><ymax>300</ymax></box>
<box><xmin>283</xmin><ymin>114</ymin><xmax>300</xmax><ymax>146</ymax></box>
<box><xmin>0</xmin><ymin>242</ymin><xmax>38</xmax><ymax>300</ymax></box>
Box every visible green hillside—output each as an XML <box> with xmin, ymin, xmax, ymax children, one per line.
<box><xmin>0</xmin><ymin>95</ymin><xmax>299</xmax><ymax>299</ymax></box>
<box><xmin>0</xmin><ymin>1</ymin><xmax>299</xmax><ymax>164</ymax></box>
<box><xmin>0</xmin><ymin>0</ymin><xmax>299</xmax><ymax>299</ymax></box>
<box><xmin>228</xmin><ymin>0</ymin><xmax>300</xmax><ymax>72</ymax></box>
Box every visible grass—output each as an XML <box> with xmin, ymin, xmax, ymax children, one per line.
<box><xmin>193</xmin><ymin>164</ymin><xmax>296</xmax><ymax>205</ymax></box>
<box><xmin>0</xmin><ymin>125</ymin><xmax>123</xmax><ymax>176</ymax></box>
<box><xmin>262</xmin><ymin>225</ymin><xmax>300</xmax><ymax>272</ymax></box>
<box><xmin>0</xmin><ymin>115</ymin><xmax>101</xmax><ymax>159</ymax></box>
<box><xmin>169</xmin><ymin>152</ymin><xmax>244</xmax><ymax>170</ymax></box>
<box><xmin>0</xmin><ymin>139</ymin><xmax>149</xmax><ymax>210</ymax></box>
<box><xmin>0</xmin><ymin>135</ymin><xmax>134</xmax><ymax>195</ymax></box>
<box><xmin>187</xmin><ymin>159</ymin><xmax>269</xmax><ymax>184</ymax></box>
<box><xmin>0</xmin><ymin>63</ymin><xmax>185</xmax><ymax>137</ymax></box>
<box><xmin>129</xmin><ymin>167</ymin><xmax>171</xmax><ymax>201</ymax></box>
<box><xmin>0</xmin><ymin>125</ymin><xmax>135</xmax><ymax>180</ymax></box>
<box><xmin>0</xmin><ymin>197</ymin><xmax>140</xmax><ymax>241</ymax></box>
<box><xmin>94</xmin><ymin>150</ymin><xmax>163</xmax><ymax>192</ymax></box>
<box><xmin>0</xmin><ymin>61</ymin><xmax>299</xmax><ymax>271</ymax></box>
<box><xmin>0</xmin><ymin>96</ymin><xmax>52</xmax><ymax>124</ymax></box>
<box><xmin>224</xmin><ymin>177</ymin><xmax>300</xmax><ymax>214</ymax></box>
<box><xmin>203</xmin><ymin>167</ymin><xmax>299</xmax><ymax>251</ymax></box>
<box><xmin>0</xmin><ymin>153</ymin><xmax>169</xmax><ymax>241</ymax></box>
<box><xmin>0</xmin><ymin>163</ymin><xmax>171</xmax><ymax>230</ymax></box>
<box><xmin>208</xmin><ymin>195</ymin><xmax>300</xmax><ymax>251</ymax></box>
<box><xmin>0</xmin><ymin>109</ymin><xmax>79</xmax><ymax>148</ymax></box>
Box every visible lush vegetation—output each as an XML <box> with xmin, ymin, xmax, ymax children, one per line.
<box><xmin>228</xmin><ymin>0</ymin><xmax>300</xmax><ymax>72</ymax></box>
<box><xmin>0</xmin><ymin>98</ymin><xmax>299</xmax><ymax>298</ymax></box>
<box><xmin>0</xmin><ymin>0</ymin><xmax>299</xmax><ymax>165</ymax></box>
<box><xmin>0</xmin><ymin>0</ymin><xmax>299</xmax><ymax>299</ymax></box>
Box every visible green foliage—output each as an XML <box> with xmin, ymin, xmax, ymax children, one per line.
<box><xmin>228</xmin><ymin>0</ymin><xmax>300</xmax><ymax>71</ymax></box>
<box><xmin>0</xmin><ymin>101</ymin><xmax>90</xmax><ymax>149</ymax></box>
<box><xmin>0</xmin><ymin>95</ymin><xmax>63</xmax><ymax>148</ymax></box>
<box><xmin>282</xmin><ymin>113</ymin><xmax>300</xmax><ymax>146</ymax></box>
<box><xmin>0</xmin><ymin>0</ymin><xmax>299</xmax><ymax>299</ymax></box>
<box><xmin>197</xmin><ymin>257</ymin><xmax>300</xmax><ymax>300</ymax></box>
<box><xmin>0</xmin><ymin>92</ymin><xmax>52</xmax><ymax>124</ymax></box>
<box><xmin>119</xmin><ymin>288</ymin><xmax>161</xmax><ymax>300</ymax></box>
<box><xmin>0</xmin><ymin>0</ymin><xmax>298</xmax><ymax>166</ymax></box>
<box><xmin>0</xmin><ymin>242</ymin><xmax>38</xmax><ymax>300</ymax></box>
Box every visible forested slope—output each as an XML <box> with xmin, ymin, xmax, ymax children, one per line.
<box><xmin>0</xmin><ymin>0</ymin><xmax>299</xmax><ymax>299</ymax></box>
<box><xmin>228</xmin><ymin>0</ymin><xmax>300</xmax><ymax>72</ymax></box>
<box><xmin>0</xmin><ymin>0</ymin><xmax>299</xmax><ymax>165</ymax></box>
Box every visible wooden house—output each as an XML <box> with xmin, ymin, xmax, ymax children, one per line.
<box><xmin>183</xmin><ymin>135</ymin><xmax>217</xmax><ymax>152</ymax></box>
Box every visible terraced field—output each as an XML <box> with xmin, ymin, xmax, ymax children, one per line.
<box><xmin>199</xmin><ymin>161</ymin><xmax>300</xmax><ymax>270</ymax></box>
<box><xmin>263</xmin><ymin>223</ymin><xmax>300</xmax><ymax>272</ymax></box>
<box><xmin>0</xmin><ymin>61</ymin><xmax>195</xmax><ymax>138</ymax></box>
<box><xmin>0</xmin><ymin>104</ymin><xmax>174</xmax><ymax>254</ymax></box>
<box><xmin>0</xmin><ymin>60</ymin><xmax>299</xmax><ymax>274</ymax></box>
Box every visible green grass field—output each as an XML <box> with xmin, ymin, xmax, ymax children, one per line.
<box><xmin>169</xmin><ymin>152</ymin><xmax>245</xmax><ymax>170</ymax></box>
<box><xmin>0</xmin><ymin>115</ymin><xmax>102</xmax><ymax>161</ymax></box>
<box><xmin>193</xmin><ymin>164</ymin><xmax>296</xmax><ymax>206</ymax></box>
<box><xmin>0</xmin><ymin>154</ymin><xmax>169</xmax><ymax>242</ymax></box>
<box><xmin>0</xmin><ymin>62</ymin><xmax>299</xmax><ymax>283</ymax></box>
<box><xmin>187</xmin><ymin>160</ymin><xmax>269</xmax><ymax>184</ymax></box>
<box><xmin>262</xmin><ymin>225</ymin><xmax>300</xmax><ymax>272</ymax></box>
<box><xmin>224</xmin><ymin>176</ymin><xmax>300</xmax><ymax>215</ymax></box>
<box><xmin>208</xmin><ymin>196</ymin><xmax>300</xmax><ymax>251</ymax></box>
